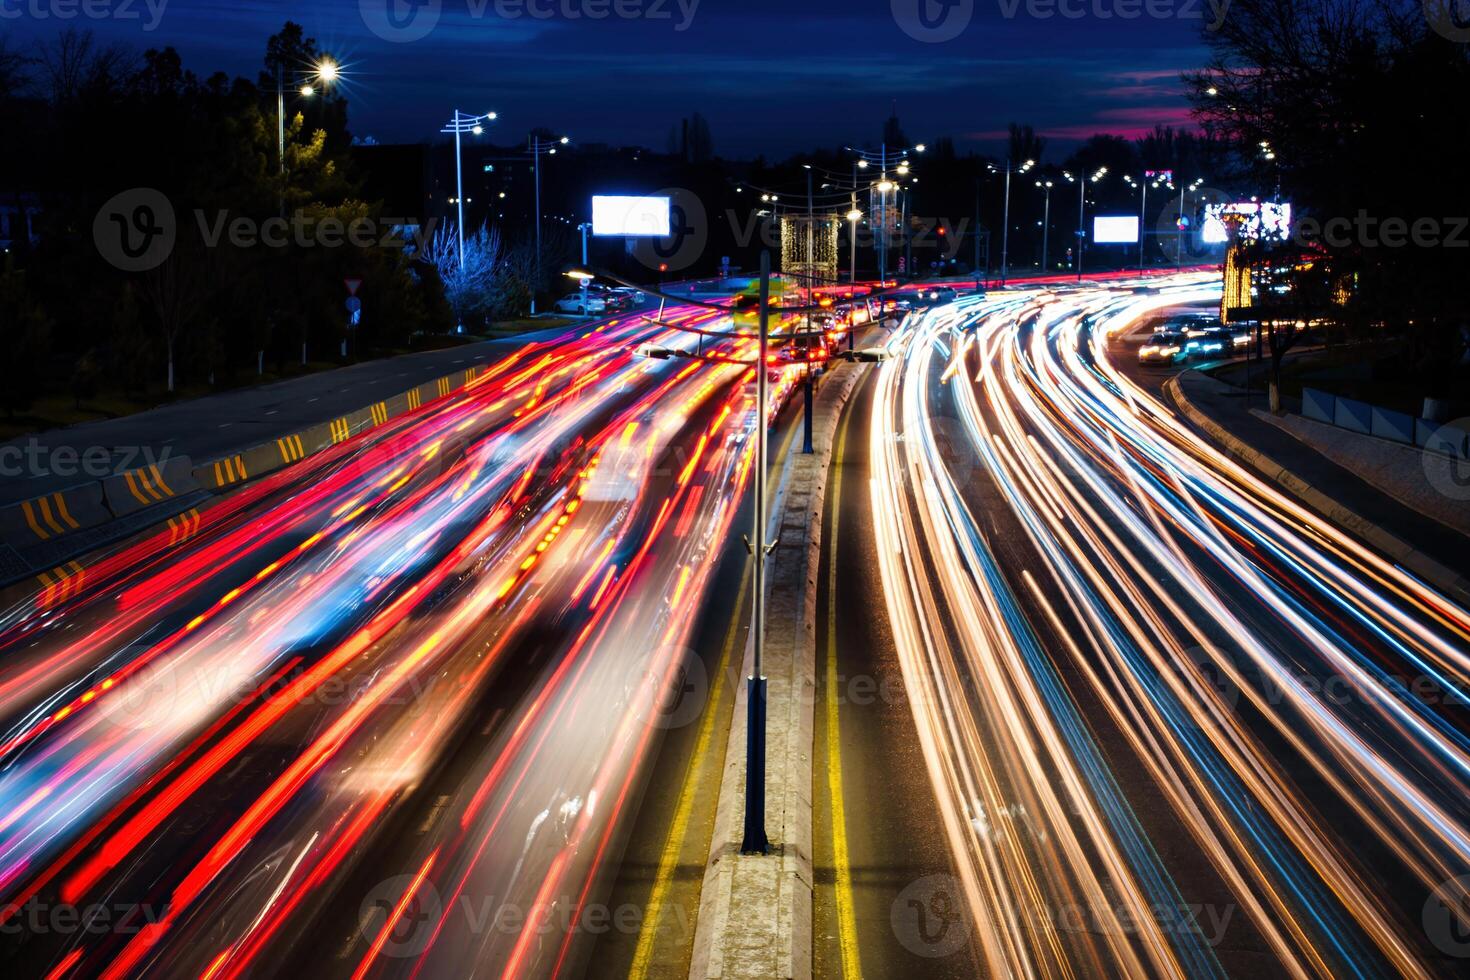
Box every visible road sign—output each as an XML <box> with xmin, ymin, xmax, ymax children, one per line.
<box><xmin>345</xmin><ymin>296</ymin><xmax>361</xmax><ymax>313</ymax></box>
<box><xmin>344</xmin><ymin>277</ymin><xmax>363</xmax><ymax>296</ymax></box>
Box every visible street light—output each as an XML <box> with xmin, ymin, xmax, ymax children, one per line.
<box><xmin>442</xmin><ymin>110</ymin><xmax>499</xmax><ymax>272</ymax></box>
<box><xmin>848</xmin><ymin>141</ymin><xmax>926</xmax><ymax>285</ymax></box>
<box><xmin>528</xmin><ymin>132</ymin><xmax>572</xmax><ymax>314</ymax></box>
<box><xmin>1035</xmin><ymin>179</ymin><xmax>1054</xmax><ymax>272</ymax></box>
<box><xmin>990</xmin><ymin>157</ymin><xmax>1034</xmax><ymax>284</ymax></box>
<box><xmin>275</xmin><ymin>56</ymin><xmax>341</xmax><ymax>210</ymax></box>
<box><xmin>1062</xmin><ymin>167</ymin><xmax>1106</xmax><ymax>281</ymax></box>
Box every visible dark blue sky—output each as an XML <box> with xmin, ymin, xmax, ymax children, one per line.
<box><xmin>6</xmin><ymin>0</ymin><xmax>1212</xmax><ymax>157</ymax></box>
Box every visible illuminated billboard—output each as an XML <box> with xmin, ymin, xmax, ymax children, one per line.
<box><xmin>1201</xmin><ymin>201</ymin><xmax>1292</xmax><ymax>243</ymax></box>
<box><xmin>1093</xmin><ymin>216</ymin><xmax>1140</xmax><ymax>244</ymax></box>
<box><xmin>592</xmin><ymin>195</ymin><xmax>671</xmax><ymax>237</ymax></box>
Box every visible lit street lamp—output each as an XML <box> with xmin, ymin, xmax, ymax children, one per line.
<box><xmin>528</xmin><ymin>133</ymin><xmax>571</xmax><ymax>314</ymax></box>
<box><xmin>275</xmin><ymin>57</ymin><xmax>339</xmax><ymax>213</ymax></box>
<box><xmin>1035</xmin><ymin>179</ymin><xmax>1054</xmax><ymax>272</ymax></box>
<box><xmin>441</xmin><ymin>110</ymin><xmax>499</xmax><ymax>271</ymax></box>
<box><xmin>1063</xmin><ymin>167</ymin><xmax>1107</xmax><ymax>281</ymax></box>
<box><xmin>990</xmin><ymin>158</ymin><xmax>1035</xmax><ymax>284</ymax></box>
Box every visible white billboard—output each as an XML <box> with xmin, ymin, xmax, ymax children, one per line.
<box><xmin>1093</xmin><ymin>215</ymin><xmax>1140</xmax><ymax>244</ymax></box>
<box><xmin>1201</xmin><ymin>201</ymin><xmax>1292</xmax><ymax>243</ymax></box>
<box><xmin>592</xmin><ymin>195</ymin><xmax>671</xmax><ymax>237</ymax></box>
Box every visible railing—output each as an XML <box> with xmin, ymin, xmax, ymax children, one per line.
<box><xmin>1300</xmin><ymin>388</ymin><xmax>1470</xmax><ymax>460</ymax></box>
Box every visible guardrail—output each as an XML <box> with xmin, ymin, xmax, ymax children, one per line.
<box><xmin>1300</xmin><ymin>387</ymin><xmax>1470</xmax><ymax>459</ymax></box>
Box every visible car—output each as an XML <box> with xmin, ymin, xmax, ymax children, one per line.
<box><xmin>1137</xmin><ymin>332</ymin><xmax>1186</xmax><ymax>364</ymax></box>
<box><xmin>920</xmin><ymin>286</ymin><xmax>957</xmax><ymax>305</ymax></box>
<box><xmin>778</xmin><ymin>331</ymin><xmax>831</xmax><ymax>364</ymax></box>
<box><xmin>553</xmin><ymin>294</ymin><xmax>607</xmax><ymax>315</ymax></box>
<box><xmin>1184</xmin><ymin>327</ymin><xmax>1233</xmax><ymax>358</ymax></box>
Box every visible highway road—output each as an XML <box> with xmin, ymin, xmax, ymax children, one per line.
<box><xmin>0</xmin><ymin>305</ymin><xmax>805</xmax><ymax>979</ymax></box>
<box><xmin>837</xmin><ymin>273</ymin><xmax>1470</xmax><ymax>977</ymax></box>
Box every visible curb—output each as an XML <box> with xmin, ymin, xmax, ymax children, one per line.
<box><xmin>688</xmin><ymin>354</ymin><xmax>871</xmax><ymax>980</ymax></box>
<box><xmin>1164</xmin><ymin>373</ymin><xmax>1470</xmax><ymax>605</ymax></box>
<box><xmin>0</xmin><ymin>363</ymin><xmax>495</xmax><ymax>592</ymax></box>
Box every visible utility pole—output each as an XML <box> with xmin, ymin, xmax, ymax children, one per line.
<box><xmin>532</xmin><ymin>134</ymin><xmax>542</xmax><ymax>314</ymax></box>
<box><xmin>1001</xmin><ymin>165</ymin><xmax>1012</xmax><ymax>285</ymax></box>
<box><xmin>1038</xmin><ymin>180</ymin><xmax>1053</xmax><ymax>273</ymax></box>
<box><xmin>803</xmin><ymin>167</ymin><xmax>814</xmax><ymax>455</ymax></box>
<box><xmin>1139</xmin><ymin>176</ymin><xmax>1149</xmax><ymax>270</ymax></box>
<box><xmin>741</xmin><ymin>251</ymin><xmax>772</xmax><ymax>856</ymax></box>
<box><xmin>1076</xmin><ymin>176</ymin><xmax>1086</xmax><ymax>282</ymax></box>
<box><xmin>578</xmin><ymin>222</ymin><xmax>591</xmax><ymax>312</ymax></box>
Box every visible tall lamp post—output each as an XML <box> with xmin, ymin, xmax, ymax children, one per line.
<box><xmin>276</xmin><ymin>57</ymin><xmax>339</xmax><ymax>214</ymax></box>
<box><xmin>990</xmin><ymin>157</ymin><xmax>1035</xmax><ymax>285</ymax></box>
<box><xmin>1035</xmin><ymin>178</ymin><xmax>1054</xmax><ymax>272</ymax></box>
<box><xmin>846</xmin><ymin>142</ymin><xmax>925</xmax><ymax>286</ymax></box>
<box><xmin>528</xmin><ymin>133</ymin><xmax>571</xmax><ymax>314</ymax></box>
<box><xmin>442</xmin><ymin>110</ymin><xmax>498</xmax><ymax>271</ymax></box>
<box><xmin>1063</xmin><ymin>167</ymin><xmax>1107</xmax><ymax>281</ymax></box>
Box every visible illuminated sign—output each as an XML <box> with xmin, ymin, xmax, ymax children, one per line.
<box><xmin>1201</xmin><ymin>202</ymin><xmax>1292</xmax><ymax>243</ymax></box>
<box><xmin>592</xmin><ymin>195</ymin><xmax>671</xmax><ymax>237</ymax></box>
<box><xmin>1093</xmin><ymin>215</ymin><xmax>1141</xmax><ymax>244</ymax></box>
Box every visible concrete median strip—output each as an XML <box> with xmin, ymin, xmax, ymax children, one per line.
<box><xmin>1164</xmin><ymin>373</ymin><xmax>1470</xmax><ymax>605</ymax></box>
<box><xmin>689</xmin><ymin>355</ymin><xmax>871</xmax><ymax>980</ymax></box>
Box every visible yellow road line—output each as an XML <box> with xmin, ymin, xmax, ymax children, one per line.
<box><xmin>630</xmin><ymin>412</ymin><xmax>801</xmax><ymax>979</ymax></box>
<box><xmin>827</xmin><ymin>398</ymin><xmax>862</xmax><ymax>979</ymax></box>
<box><xmin>629</xmin><ymin>571</ymin><xmax>748</xmax><ymax>980</ymax></box>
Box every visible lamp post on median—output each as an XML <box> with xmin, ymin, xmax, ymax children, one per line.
<box><xmin>1064</xmin><ymin>167</ymin><xmax>1106</xmax><ymax>281</ymax></box>
<box><xmin>742</xmin><ymin>250</ymin><xmax>774</xmax><ymax>855</ymax></box>
<box><xmin>528</xmin><ymin>132</ymin><xmax>571</xmax><ymax>314</ymax></box>
<box><xmin>991</xmin><ymin>157</ymin><xmax>1035</xmax><ymax>285</ymax></box>
<box><xmin>1035</xmin><ymin>178</ymin><xmax>1054</xmax><ymax>272</ymax></box>
<box><xmin>442</xmin><ymin>110</ymin><xmax>498</xmax><ymax>271</ymax></box>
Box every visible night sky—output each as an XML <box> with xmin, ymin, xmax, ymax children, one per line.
<box><xmin>6</xmin><ymin>0</ymin><xmax>1211</xmax><ymax>157</ymax></box>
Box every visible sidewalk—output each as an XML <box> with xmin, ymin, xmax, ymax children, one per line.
<box><xmin>1167</xmin><ymin>370</ymin><xmax>1470</xmax><ymax>599</ymax></box>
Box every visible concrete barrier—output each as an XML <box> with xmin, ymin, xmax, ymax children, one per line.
<box><xmin>101</xmin><ymin>455</ymin><xmax>197</xmax><ymax>518</ymax></box>
<box><xmin>0</xmin><ymin>484</ymin><xmax>110</xmax><ymax>544</ymax></box>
